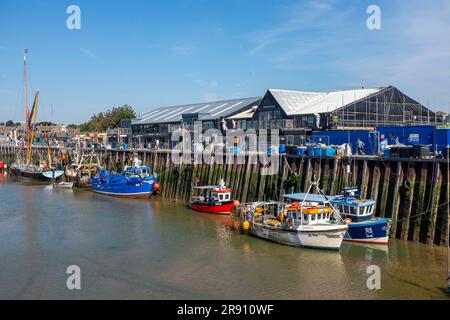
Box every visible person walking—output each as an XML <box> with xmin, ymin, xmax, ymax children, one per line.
<box><xmin>356</xmin><ymin>138</ymin><xmax>365</xmax><ymax>155</ymax></box>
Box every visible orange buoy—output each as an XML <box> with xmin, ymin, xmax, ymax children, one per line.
<box><xmin>153</xmin><ymin>183</ymin><xmax>160</xmax><ymax>191</ymax></box>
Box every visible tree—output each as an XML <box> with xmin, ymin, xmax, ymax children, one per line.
<box><xmin>36</xmin><ymin>121</ymin><xmax>56</xmax><ymax>126</ymax></box>
<box><xmin>5</xmin><ymin>120</ymin><xmax>14</xmax><ymax>127</ymax></box>
<box><xmin>110</xmin><ymin>105</ymin><xmax>136</xmax><ymax>128</ymax></box>
<box><xmin>77</xmin><ymin>105</ymin><xmax>136</xmax><ymax>132</ymax></box>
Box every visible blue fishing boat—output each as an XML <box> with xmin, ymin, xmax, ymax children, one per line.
<box><xmin>329</xmin><ymin>188</ymin><xmax>392</xmax><ymax>245</ymax></box>
<box><xmin>91</xmin><ymin>165</ymin><xmax>158</xmax><ymax>198</ymax></box>
<box><xmin>283</xmin><ymin>188</ymin><xmax>392</xmax><ymax>245</ymax></box>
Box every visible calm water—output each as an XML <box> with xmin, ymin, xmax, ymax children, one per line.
<box><xmin>0</xmin><ymin>172</ymin><xmax>448</xmax><ymax>300</ymax></box>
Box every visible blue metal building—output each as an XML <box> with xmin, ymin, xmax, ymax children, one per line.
<box><xmin>376</xmin><ymin>125</ymin><xmax>434</xmax><ymax>146</ymax></box>
<box><xmin>313</xmin><ymin>126</ymin><xmax>450</xmax><ymax>155</ymax></box>
<box><xmin>434</xmin><ymin>128</ymin><xmax>450</xmax><ymax>152</ymax></box>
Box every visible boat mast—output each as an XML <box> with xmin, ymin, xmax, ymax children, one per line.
<box><xmin>45</xmin><ymin>131</ymin><xmax>52</xmax><ymax>168</ymax></box>
<box><xmin>24</xmin><ymin>49</ymin><xmax>30</xmax><ymax>146</ymax></box>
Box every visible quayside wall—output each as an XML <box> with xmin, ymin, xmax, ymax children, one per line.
<box><xmin>1</xmin><ymin>144</ymin><xmax>448</xmax><ymax>247</ymax></box>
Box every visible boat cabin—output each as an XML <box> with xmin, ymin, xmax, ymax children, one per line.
<box><xmin>191</xmin><ymin>186</ymin><xmax>233</xmax><ymax>204</ymax></box>
<box><xmin>329</xmin><ymin>187</ymin><xmax>375</xmax><ymax>222</ymax></box>
<box><xmin>124</xmin><ymin>166</ymin><xmax>152</xmax><ymax>177</ymax></box>
<box><xmin>330</xmin><ymin>198</ymin><xmax>375</xmax><ymax>222</ymax></box>
<box><xmin>282</xmin><ymin>201</ymin><xmax>334</xmax><ymax>226</ymax></box>
<box><xmin>210</xmin><ymin>188</ymin><xmax>232</xmax><ymax>202</ymax></box>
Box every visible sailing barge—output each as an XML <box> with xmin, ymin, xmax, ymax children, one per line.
<box><xmin>10</xmin><ymin>49</ymin><xmax>64</xmax><ymax>182</ymax></box>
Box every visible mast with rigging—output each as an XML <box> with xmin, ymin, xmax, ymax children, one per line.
<box><xmin>24</xmin><ymin>49</ymin><xmax>29</xmax><ymax>141</ymax></box>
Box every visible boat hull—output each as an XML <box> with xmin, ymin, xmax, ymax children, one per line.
<box><xmin>42</xmin><ymin>170</ymin><xmax>65</xmax><ymax>179</ymax></box>
<box><xmin>344</xmin><ymin>218</ymin><xmax>391</xmax><ymax>245</ymax></box>
<box><xmin>249</xmin><ymin>223</ymin><xmax>347</xmax><ymax>250</ymax></box>
<box><xmin>10</xmin><ymin>166</ymin><xmax>62</xmax><ymax>181</ymax></box>
<box><xmin>91</xmin><ymin>180</ymin><xmax>154</xmax><ymax>198</ymax></box>
<box><xmin>92</xmin><ymin>189</ymin><xmax>151</xmax><ymax>198</ymax></box>
<box><xmin>191</xmin><ymin>201</ymin><xmax>235</xmax><ymax>215</ymax></box>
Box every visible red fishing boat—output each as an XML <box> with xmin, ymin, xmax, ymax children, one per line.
<box><xmin>190</xmin><ymin>183</ymin><xmax>237</xmax><ymax>215</ymax></box>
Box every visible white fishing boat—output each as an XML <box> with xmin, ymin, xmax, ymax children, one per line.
<box><xmin>237</xmin><ymin>181</ymin><xmax>348</xmax><ymax>250</ymax></box>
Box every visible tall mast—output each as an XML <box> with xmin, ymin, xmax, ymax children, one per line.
<box><xmin>24</xmin><ymin>49</ymin><xmax>30</xmax><ymax>142</ymax></box>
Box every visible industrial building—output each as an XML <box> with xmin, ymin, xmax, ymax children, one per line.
<box><xmin>229</xmin><ymin>86</ymin><xmax>438</xmax><ymax>145</ymax></box>
<box><xmin>130</xmin><ymin>97</ymin><xmax>261</xmax><ymax>148</ymax></box>
<box><xmin>129</xmin><ymin>85</ymin><xmax>446</xmax><ymax>152</ymax></box>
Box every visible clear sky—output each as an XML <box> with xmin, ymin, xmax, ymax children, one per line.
<box><xmin>1</xmin><ymin>0</ymin><xmax>449</xmax><ymax>124</ymax></box>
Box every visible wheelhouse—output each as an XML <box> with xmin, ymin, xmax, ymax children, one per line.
<box><xmin>333</xmin><ymin>201</ymin><xmax>375</xmax><ymax>217</ymax></box>
<box><xmin>330</xmin><ymin>187</ymin><xmax>376</xmax><ymax>222</ymax></box>
<box><xmin>191</xmin><ymin>186</ymin><xmax>233</xmax><ymax>204</ymax></box>
<box><xmin>124</xmin><ymin>166</ymin><xmax>152</xmax><ymax>177</ymax></box>
<box><xmin>283</xmin><ymin>201</ymin><xmax>334</xmax><ymax>226</ymax></box>
<box><xmin>211</xmin><ymin>189</ymin><xmax>232</xmax><ymax>202</ymax></box>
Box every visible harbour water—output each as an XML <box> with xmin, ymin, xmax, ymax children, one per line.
<box><xmin>0</xmin><ymin>172</ymin><xmax>448</xmax><ymax>300</ymax></box>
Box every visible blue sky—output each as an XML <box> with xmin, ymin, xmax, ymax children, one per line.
<box><xmin>1</xmin><ymin>0</ymin><xmax>449</xmax><ymax>123</ymax></box>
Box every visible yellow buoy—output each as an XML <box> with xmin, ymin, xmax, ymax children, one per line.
<box><xmin>242</xmin><ymin>220</ymin><xmax>250</xmax><ymax>232</ymax></box>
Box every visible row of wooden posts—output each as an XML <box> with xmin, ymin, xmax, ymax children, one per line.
<box><xmin>1</xmin><ymin>144</ymin><xmax>449</xmax><ymax>247</ymax></box>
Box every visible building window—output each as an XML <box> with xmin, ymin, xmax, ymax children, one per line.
<box><xmin>285</xmin><ymin>135</ymin><xmax>294</xmax><ymax>145</ymax></box>
<box><xmin>258</xmin><ymin>110</ymin><xmax>281</xmax><ymax>122</ymax></box>
<box><xmin>203</xmin><ymin>121</ymin><xmax>214</xmax><ymax>130</ymax></box>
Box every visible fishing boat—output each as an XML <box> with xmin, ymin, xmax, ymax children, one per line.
<box><xmin>330</xmin><ymin>187</ymin><xmax>392</xmax><ymax>245</ymax></box>
<box><xmin>238</xmin><ymin>181</ymin><xmax>348</xmax><ymax>250</ymax></box>
<box><xmin>91</xmin><ymin>160</ymin><xmax>158</xmax><ymax>198</ymax></box>
<box><xmin>10</xmin><ymin>49</ymin><xmax>64</xmax><ymax>182</ymax></box>
<box><xmin>284</xmin><ymin>187</ymin><xmax>392</xmax><ymax>245</ymax></box>
<box><xmin>190</xmin><ymin>180</ymin><xmax>237</xmax><ymax>215</ymax></box>
<box><xmin>65</xmin><ymin>150</ymin><xmax>101</xmax><ymax>188</ymax></box>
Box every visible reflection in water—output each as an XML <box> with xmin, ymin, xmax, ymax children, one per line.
<box><xmin>0</xmin><ymin>172</ymin><xmax>448</xmax><ymax>300</ymax></box>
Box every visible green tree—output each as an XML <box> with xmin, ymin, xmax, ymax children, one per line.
<box><xmin>5</xmin><ymin>120</ymin><xmax>14</xmax><ymax>127</ymax></box>
<box><xmin>77</xmin><ymin>105</ymin><xmax>136</xmax><ymax>132</ymax></box>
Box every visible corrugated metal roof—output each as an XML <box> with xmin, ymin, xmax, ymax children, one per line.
<box><xmin>269</xmin><ymin>87</ymin><xmax>384</xmax><ymax>115</ymax></box>
<box><xmin>227</xmin><ymin>107</ymin><xmax>257</xmax><ymax>119</ymax></box>
<box><xmin>133</xmin><ymin>97</ymin><xmax>261</xmax><ymax>125</ymax></box>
